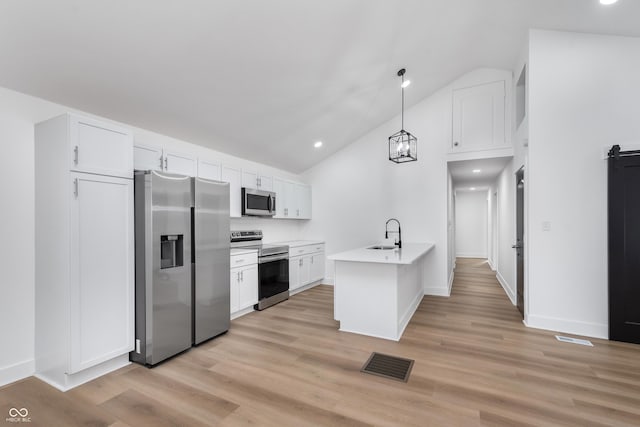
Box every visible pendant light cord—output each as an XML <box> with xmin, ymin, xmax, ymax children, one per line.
<box><xmin>401</xmin><ymin>75</ymin><xmax>405</xmax><ymax>131</ymax></box>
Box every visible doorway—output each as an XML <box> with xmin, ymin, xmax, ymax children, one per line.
<box><xmin>515</xmin><ymin>167</ymin><xmax>524</xmax><ymax>318</ymax></box>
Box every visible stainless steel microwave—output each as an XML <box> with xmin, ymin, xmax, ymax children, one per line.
<box><xmin>241</xmin><ymin>188</ymin><xmax>276</xmax><ymax>216</ymax></box>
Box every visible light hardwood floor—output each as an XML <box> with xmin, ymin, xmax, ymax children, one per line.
<box><xmin>2</xmin><ymin>258</ymin><xmax>640</xmax><ymax>426</ymax></box>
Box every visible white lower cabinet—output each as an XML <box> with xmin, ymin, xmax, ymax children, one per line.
<box><xmin>310</xmin><ymin>252</ymin><xmax>325</xmax><ymax>283</ymax></box>
<box><xmin>230</xmin><ymin>252</ymin><xmax>258</xmax><ymax>315</ymax></box>
<box><xmin>289</xmin><ymin>243</ymin><xmax>325</xmax><ymax>293</ymax></box>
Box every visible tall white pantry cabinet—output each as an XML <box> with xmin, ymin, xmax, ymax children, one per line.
<box><xmin>35</xmin><ymin>113</ymin><xmax>135</xmax><ymax>391</ymax></box>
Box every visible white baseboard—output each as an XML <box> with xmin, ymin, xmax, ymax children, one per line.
<box><xmin>525</xmin><ymin>314</ymin><xmax>608</xmax><ymax>340</ymax></box>
<box><xmin>424</xmin><ymin>285</ymin><xmax>450</xmax><ymax>297</ymax></box>
<box><xmin>447</xmin><ymin>270</ymin><xmax>455</xmax><ymax>294</ymax></box>
<box><xmin>322</xmin><ymin>276</ymin><xmax>334</xmax><ymax>286</ymax></box>
<box><xmin>487</xmin><ymin>259</ymin><xmax>496</xmax><ymax>271</ymax></box>
<box><xmin>456</xmin><ymin>253</ymin><xmax>488</xmax><ymax>259</ymax></box>
<box><xmin>496</xmin><ymin>271</ymin><xmax>516</xmax><ymax>305</ymax></box>
<box><xmin>231</xmin><ymin>305</ymin><xmax>255</xmax><ymax>320</ymax></box>
<box><xmin>0</xmin><ymin>358</ymin><xmax>34</xmax><ymax>387</ymax></box>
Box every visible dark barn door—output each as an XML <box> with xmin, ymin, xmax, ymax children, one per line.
<box><xmin>609</xmin><ymin>145</ymin><xmax>640</xmax><ymax>344</ymax></box>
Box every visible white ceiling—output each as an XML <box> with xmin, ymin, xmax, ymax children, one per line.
<box><xmin>1</xmin><ymin>1</ymin><xmax>640</xmax><ymax>173</ymax></box>
<box><xmin>449</xmin><ymin>156</ymin><xmax>512</xmax><ymax>190</ymax></box>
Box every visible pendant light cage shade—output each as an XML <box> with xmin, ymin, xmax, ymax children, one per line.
<box><xmin>389</xmin><ymin>68</ymin><xmax>417</xmax><ymax>163</ymax></box>
<box><xmin>389</xmin><ymin>130</ymin><xmax>417</xmax><ymax>163</ymax></box>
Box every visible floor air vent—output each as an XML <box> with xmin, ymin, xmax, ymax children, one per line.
<box><xmin>361</xmin><ymin>352</ymin><xmax>414</xmax><ymax>382</ymax></box>
<box><xmin>555</xmin><ymin>335</ymin><xmax>593</xmax><ymax>347</ymax></box>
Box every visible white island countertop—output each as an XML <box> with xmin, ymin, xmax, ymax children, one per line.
<box><xmin>328</xmin><ymin>242</ymin><xmax>434</xmax><ymax>265</ymax></box>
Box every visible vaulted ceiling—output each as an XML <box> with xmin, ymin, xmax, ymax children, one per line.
<box><xmin>1</xmin><ymin>0</ymin><xmax>640</xmax><ymax>173</ymax></box>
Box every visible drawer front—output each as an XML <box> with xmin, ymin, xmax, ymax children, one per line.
<box><xmin>230</xmin><ymin>253</ymin><xmax>257</xmax><ymax>268</ymax></box>
<box><xmin>289</xmin><ymin>243</ymin><xmax>324</xmax><ymax>257</ymax></box>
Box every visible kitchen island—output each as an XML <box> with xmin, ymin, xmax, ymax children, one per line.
<box><xmin>328</xmin><ymin>242</ymin><xmax>434</xmax><ymax>341</ymax></box>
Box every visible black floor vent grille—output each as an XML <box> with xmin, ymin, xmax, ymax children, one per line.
<box><xmin>361</xmin><ymin>352</ymin><xmax>414</xmax><ymax>382</ymax></box>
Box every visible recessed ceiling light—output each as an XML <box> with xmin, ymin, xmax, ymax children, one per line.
<box><xmin>314</xmin><ymin>141</ymin><xmax>323</xmax><ymax>148</ymax></box>
<box><xmin>472</xmin><ymin>169</ymin><xmax>481</xmax><ymax>173</ymax></box>
<box><xmin>599</xmin><ymin>0</ymin><xmax>618</xmax><ymax>5</ymax></box>
<box><xmin>401</xmin><ymin>80</ymin><xmax>411</xmax><ymax>88</ymax></box>
<box><xmin>470</xmin><ymin>187</ymin><xmax>476</xmax><ymax>191</ymax></box>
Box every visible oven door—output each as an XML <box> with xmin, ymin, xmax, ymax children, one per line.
<box><xmin>242</xmin><ymin>188</ymin><xmax>275</xmax><ymax>216</ymax></box>
<box><xmin>258</xmin><ymin>253</ymin><xmax>289</xmax><ymax>299</ymax></box>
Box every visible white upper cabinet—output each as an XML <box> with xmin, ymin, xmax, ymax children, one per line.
<box><xmin>164</xmin><ymin>150</ymin><xmax>196</xmax><ymax>176</ymax></box>
<box><xmin>242</xmin><ymin>170</ymin><xmax>273</xmax><ymax>191</ymax></box>
<box><xmin>197</xmin><ymin>159</ymin><xmax>221</xmax><ymax>181</ymax></box>
<box><xmin>133</xmin><ymin>143</ymin><xmax>163</xmax><ymax>171</ymax></box>
<box><xmin>221</xmin><ymin>165</ymin><xmax>242</xmax><ymax>218</ymax></box>
<box><xmin>294</xmin><ymin>183</ymin><xmax>311</xmax><ymax>219</ymax></box>
<box><xmin>133</xmin><ymin>143</ymin><xmax>196</xmax><ymax>176</ymax></box>
<box><xmin>452</xmin><ymin>80</ymin><xmax>506</xmax><ymax>152</ymax></box>
<box><xmin>273</xmin><ymin>178</ymin><xmax>293</xmax><ymax>218</ymax></box>
<box><xmin>273</xmin><ymin>178</ymin><xmax>311</xmax><ymax>219</ymax></box>
<box><xmin>70</xmin><ymin>114</ymin><xmax>133</xmax><ymax>178</ymax></box>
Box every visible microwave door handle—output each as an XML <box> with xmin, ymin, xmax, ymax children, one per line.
<box><xmin>271</xmin><ymin>195</ymin><xmax>276</xmax><ymax>213</ymax></box>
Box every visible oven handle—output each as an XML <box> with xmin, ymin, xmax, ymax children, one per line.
<box><xmin>259</xmin><ymin>253</ymin><xmax>289</xmax><ymax>264</ymax></box>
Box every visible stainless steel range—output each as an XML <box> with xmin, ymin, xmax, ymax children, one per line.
<box><xmin>230</xmin><ymin>230</ymin><xmax>289</xmax><ymax>310</ymax></box>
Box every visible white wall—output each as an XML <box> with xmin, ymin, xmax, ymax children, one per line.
<box><xmin>454</xmin><ymin>191</ymin><xmax>488</xmax><ymax>258</ymax></box>
<box><xmin>527</xmin><ymin>30</ymin><xmax>640</xmax><ymax>338</ymax></box>
<box><xmin>0</xmin><ymin>86</ymin><xmax>305</xmax><ymax>386</ymax></box>
<box><xmin>302</xmin><ymin>68</ymin><xmax>510</xmax><ymax>296</ymax></box>
<box><xmin>488</xmin><ymin>187</ymin><xmax>497</xmax><ymax>269</ymax></box>
<box><xmin>494</xmin><ymin>159</ymin><xmax>516</xmax><ymax>304</ymax></box>
<box><xmin>301</xmin><ymin>80</ymin><xmax>452</xmax><ymax>295</ymax></box>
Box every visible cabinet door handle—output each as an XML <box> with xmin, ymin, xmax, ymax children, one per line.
<box><xmin>73</xmin><ymin>146</ymin><xmax>79</xmax><ymax>165</ymax></box>
<box><xmin>159</xmin><ymin>156</ymin><xmax>164</xmax><ymax>169</ymax></box>
<box><xmin>454</xmin><ymin>141</ymin><xmax>459</xmax><ymax>147</ymax></box>
<box><xmin>237</xmin><ymin>271</ymin><xmax>240</xmax><ymax>282</ymax></box>
<box><xmin>311</xmin><ymin>257</ymin><xmax>314</xmax><ymax>264</ymax></box>
<box><xmin>73</xmin><ymin>178</ymin><xmax>78</xmax><ymax>197</ymax></box>
<box><xmin>297</xmin><ymin>209</ymin><xmax>300</xmax><ymax>216</ymax></box>
<box><xmin>240</xmin><ymin>271</ymin><xmax>243</xmax><ymax>281</ymax></box>
<box><xmin>164</xmin><ymin>156</ymin><xmax>168</xmax><ymax>170</ymax></box>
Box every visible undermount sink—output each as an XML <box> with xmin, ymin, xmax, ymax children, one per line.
<box><xmin>367</xmin><ymin>245</ymin><xmax>397</xmax><ymax>250</ymax></box>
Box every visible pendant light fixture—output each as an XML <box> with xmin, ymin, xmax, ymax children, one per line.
<box><xmin>388</xmin><ymin>68</ymin><xmax>417</xmax><ymax>163</ymax></box>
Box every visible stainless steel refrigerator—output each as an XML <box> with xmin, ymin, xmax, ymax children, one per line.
<box><xmin>191</xmin><ymin>176</ymin><xmax>230</xmax><ymax>345</ymax></box>
<box><xmin>131</xmin><ymin>171</ymin><xmax>230</xmax><ymax>367</ymax></box>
